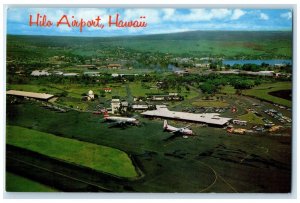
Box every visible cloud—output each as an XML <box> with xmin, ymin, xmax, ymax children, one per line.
<box><xmin>260</xmin><ymin>13</ymin><xmax>269</xmax><ymax>20</ymax></box>
<box><xmin>163</xmin><ymin>9</ymin><xmax>247</xmax><ymax>22</ymax></box>
<box><xmin>231</xmin><ymin>9</ymin><xmax>246</xmax><ymax>20</ymax></box>
<box><xmin>165</xmin><ymin>9</ymin><xmax>233</xmax><ymax>22</ymax></box>
<box><xmin>124</xmin><ymin>9</ymin><xmax>161</xmax><ymax>23</ymax></box>
<box><xmin>162</xmin><ymin>8</ymin><xmax>175</xmax><ymax>20</ymax></box>
<box><xmin>280</xmin><ymin>12</ymin><xmax>292</xmax><ymax>20</ymax></box>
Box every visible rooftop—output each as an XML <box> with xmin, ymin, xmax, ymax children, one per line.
<box><xmin>7</xmin><ymin>90</ymin><xmax>54</xmax><ymax>100</ymax></box>
<box><xmin>31</xmin><ymin>70</ymin><xmax>51</xmax><ymax>76</ymax></box>
<box><xmin>141</xmin><ymin>106</ymin><xmax>232</xmax><ymax>126</ymax></box>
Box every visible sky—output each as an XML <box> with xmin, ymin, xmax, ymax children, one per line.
<box><xmin>6</xmin><ymin>8</ymin><xmax>293</xmax><ymax>37</ymax></box>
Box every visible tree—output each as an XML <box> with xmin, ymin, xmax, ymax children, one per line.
<box><xmin>200</xmin><ymin>82</ymin><xmax>218</xmax><ymax>95</ymax></box>
<box><xmin>59</xmin><ymin>91</ymin><xmax>68</xmax><ymax>97</ymax></box>
<box><xmin>231</xmin><ymin>79</ymin><xmax>255</xmax><ymax>90</ymax></box>
<box><xmin>185</xmin><ymin>85</ymin><xmax>190</xmax><ymax>92</ymax></box>
<box><xmin>99</xmin><ymin>90</ymin><xmax>106</xmax><ymax>97</ymax></box>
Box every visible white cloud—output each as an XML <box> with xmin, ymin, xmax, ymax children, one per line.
<box><xmin>123</xmin><ymin>9</ymin><xmax>161</xmax><ymax>23</ymax></box>
<box><xmin>209</xmin><ymin>9</ymin><xmax>232</xmax><ymax>19</ymax></box>
<box><xmin>162</xmin><ymin>8</ymin><xmax>175</xmax><ymax>20</ymax></box>
<box><xmin>162</xmin><ymin>9</ymin><xmax>247</xmax><ymax>22</ymax></box>
<box><xmin>165</xmin><ymin>9</ymin><xmax>233</xmax><ymax>22</ymax></box>
<box><xmin>231</xmin><ymin>9</ymin><xmax>246</xmax><ymax>20</ymax></box>
<box><xmin>260</xmin><ymin>13</ymin><xmax>269</xmax><ymax>20</ymax></box>
<box><xmin>280</xmin><ymin>12</ymin><xmax>292</xmax><ymax>20</ymax></box>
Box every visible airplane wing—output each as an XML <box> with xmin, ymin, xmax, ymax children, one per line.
<box><xmin>170</xmin><ymin>129</ymin><xmax>182</xmax><ymax>134</ymax></box>
<box><xmin>108</xmin><ymin>121</ymin><xmax>126</xmax><ymax>128</ymax></box>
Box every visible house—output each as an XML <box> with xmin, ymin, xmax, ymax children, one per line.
<box><xmin>107</xmin><ymin>64</ymin><xmax>122</xmax><ymax>69</ymax></box>
<box><xmin>84</xmin><ymin>72</ymin><xmax>100</xmax><ymax>77</ymax></box>
<box><xmin>31</xmin><ymin>70</ymin><xmax>51</xmax><ymax>76</ymax></box>
<box><xmin>103</xmin><ymin>88</ymin><xmax>112</xmax><ymax>93</ymax></box>
<box><xmin>232</xmin><ymin>119</ymin><xmax>247</xmax><ymax>126</ymax></box>
<box><xmin>195</xmin><ymin>63</ymin><xmax>210</xmax><ymax>68</ymax></box>
<box><xmin>88</xmin><ymin>90</ymin><xmax>94</xmax><ymax>100</ymax></box>
<box><xmin>63</xmin><ymin>73</ymin><xmax>79</xmax><ymax>77</ymax></box>
<box><xmin>146</xmin><ymin>93</ymin><xmax>183</xmax><ymax>101</ymax></box>
<box><xmin>132</xmin><ymin>104</ymin><xmax>153</xmax><ymax>111</ymax></box>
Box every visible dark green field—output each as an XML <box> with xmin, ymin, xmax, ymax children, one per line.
<box><xmin>6</xmin><ymin>101</ymin><xmax>291</xmax><ymax>192</ymax></box>
<box><xmin>6</xmin><ymin>172</ymin><xmax>58</xmax><ymax>192</ymax></box>
<box><xmin>7</xmin><ymin>31</ymin><xmax>292</xmax><ymax>60</ymax></box>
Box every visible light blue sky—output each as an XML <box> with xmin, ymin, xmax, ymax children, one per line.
<box><xmin>7</xmin><ymin>8</ymin><xmax>293</xmax><ymax>36</ymax></box>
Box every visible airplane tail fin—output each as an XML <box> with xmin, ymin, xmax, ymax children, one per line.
<box><xmin>103</xmin><ymin>111</ymin><xmax>109</xmax><ymax>118</ymax></box>
<box><xmin>163</xmin><ymin>120</ymin><xmax>168</xmax><ymax>129</ymax></box>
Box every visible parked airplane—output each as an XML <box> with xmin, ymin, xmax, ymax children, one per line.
<box><xmin>163</xmin><ymin>120</ymin><xmax>193</xmax><ymax>135</ymax></box>
<box><xmin>103</xmin><ymin>111</ymin><xmax>139</xmax><ymax>127</ymax></box>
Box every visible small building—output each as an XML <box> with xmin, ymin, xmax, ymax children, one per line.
<box><xmin>257</xmin><ymin>71</ymin><xmax>275</xmax><ymax>76</ymax></box>
<box><xmin>103</xmin><ymin>88</ymin><xmax>112</xmax><ymax>93</ymax></box>
<box><xmin>146</xmin><ymin>93</ymin><xmax>183</xmax><ymax>101</ymax></box>
<box><xmin>84</xmin><ymin>72</ymin><xmax>100</xmax><ymax>77</ymax></box>
<box><xmin>88</xmin><ymin>90</ymin><xmax>94</xmax><ymax>100</ymax></box>
<box><xmin>274</xmin><ymin>64</ymin><xmax>285</xmax><ymax>67</ymax></box>
<box><xmin>31</xmin><ymin>70</ymin><xmax>51</xmax><ymax>76</ymax></box>
<box><xmin>232</xmin><ymin>119</ymin><xmax>247</xmax><ymax>126</ymax></box>
<box><xmin>53</xmin><ymin>71</ymin><xmax>64</xmax><ymax>75</ymax></box>
<box><xmin>111</xmin><ymin>99</ymin><xmax>121</xmax><ymax>114</ymax></box>
<box><xmin>195</xmin><ymin>63</ymin><xmax>210</xmax><ymax>68</ymax></box>
<box><xmin>63</xmin><ymin>73</ymin><xmax>79</xmax><ymax>77</ymax></box>
<box><xmin>107</xmin><ymin>64</ymin><xmax>122</xmax><ymax>69</ymax></box>
<box><xmin>132</xmin><ymin>104</ymin><xmax>150</xmax><ymax>111</ymax></box>
<box><xmin>121</xmin><ymin>101</ymin><xmax>129</xmax><ymax>112</ymax></box>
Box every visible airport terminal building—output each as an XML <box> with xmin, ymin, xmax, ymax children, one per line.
<box><xmin>6</xmin><ymin>90</ymin><xmax>55</xmax><ymax>101</ymax></box>
<box><xmin>141</xmin><ymin>105</ymin><xmax>232</xmax><ymax>127</ymax></box>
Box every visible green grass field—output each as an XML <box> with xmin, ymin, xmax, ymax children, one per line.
<box><xmin>7</xmin><ymin>31</ymin><xmax>292</xmax><ymax>60</ymax></box>
<box><xmin>243</xmin><ymin>82</ymin><xmax>292</xmax><ymax>107</ymax></box>
<box><xmin>56</xmin><ymin>97</ymin><xmax>91</xmax><ymax>110</ymax></box>
<box><xmin>238</xmin><ymin>111</ymin><xmax>264</xmax><ymax>125</ymax></box>
<box><xmin>220</xmin><ymin>85</ymin><xmax>236</xmax><ymax>94</ymax></box>
<box><xmin>6</xmin><ymin>172</ymin><xmax>58</xmax><ymax>192</ymax></box>
<box><xmin>129</xmin><ymin>83</ymin><xmax>162</xmax><ymax>97</ymax></box>
<box><xmin>7</xmin><ymin>125</ymin><xmax>138</xmax><ymax>178</ymax></box>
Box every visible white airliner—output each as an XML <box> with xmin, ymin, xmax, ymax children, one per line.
<box><xmin>103</xmin><ymin>111</ymin><xmax>139</xmax><ymax>125</ymax></box>
<box><xmin>163</xmin><ymin>120</ymin><xmax>193</xmax><ymax>135</ymax></box>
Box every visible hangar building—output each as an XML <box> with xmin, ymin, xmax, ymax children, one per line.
<box><xmin>141</xmin><ymin>105</ymin><xmax>232</xmax><ymax>127</ymax></box>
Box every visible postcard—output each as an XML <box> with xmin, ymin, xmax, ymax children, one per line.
<box><xmin>5</xmin><ymin>6</ymin><xmax>293</xmax><ymax>193</ymax></box>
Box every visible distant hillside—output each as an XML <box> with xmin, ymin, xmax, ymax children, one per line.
<box><xmin>7</xmin><ymin>31</ymin><xmax>292</xmax><ymax>59</ymax></box>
